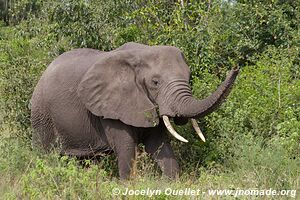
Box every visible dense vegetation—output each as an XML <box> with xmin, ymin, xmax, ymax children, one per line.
<box><xmin>0</xmin><ymin>0</ymin><xmax>299</xmax><ymax>199</ymax></box>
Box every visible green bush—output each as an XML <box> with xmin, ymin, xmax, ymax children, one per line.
<box><xmin>0</xmin><ymin>32</ymin><xmax>49</xmax><ymax>141</ymax></box>
<box><xmin>201</xmin><ymin>46</ymin><xmax>300</xmax><ymax>165</ymax></box>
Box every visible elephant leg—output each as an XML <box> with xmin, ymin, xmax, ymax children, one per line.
<box><xmin>143</xmin><ymin>126</ymin><xmax>180</xmax><ymax>179</ymax></box>
<box><xmin>100</xmin><ymin>119</ymin><xmax>137</xmax><ymax>180</ymax></box>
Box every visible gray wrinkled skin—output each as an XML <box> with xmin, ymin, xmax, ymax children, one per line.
<box><xmin>31</xmin><ymin>42</ymin><xmax>239</xmax><ymax>179</ymax></box>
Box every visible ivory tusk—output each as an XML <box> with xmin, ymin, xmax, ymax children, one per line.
<box><xmin>162</xmin><ymin>115</ymin><xmax>188</xmax><ymax>143</ymax></box>
<box><xmin>191</xmin><ymin>119</ymin><xmax>206</xmax><ymax>142</ymax></box>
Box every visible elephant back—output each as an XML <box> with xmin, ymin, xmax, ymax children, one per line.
<box><xmin>31</xmin><ymin>48</ymin><xmax>104</xmax><ymax>107</ymax></box>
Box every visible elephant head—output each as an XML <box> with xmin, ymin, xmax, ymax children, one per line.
<box><xmin>78</xmin><ymin>42</ymin><xmax>239</xmax><ymax>142</ymax></box>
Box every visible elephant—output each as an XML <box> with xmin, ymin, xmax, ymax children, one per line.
<box><xmin>30</xmin><ymin>42</ymin><xmax>239</xmax><ymax>179</ymax></box>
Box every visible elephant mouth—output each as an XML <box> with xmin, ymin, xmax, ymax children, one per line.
<box><xmin>162</xmin><ymin>115</ymin><xmax>206</xmax><ymax>143</ymax></box>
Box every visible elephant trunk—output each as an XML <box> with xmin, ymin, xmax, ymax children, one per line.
<box><xmin>176</xmin><ymin>68</ymin><xmax>239</xmax><ymax>118</ymax></box>
<box><xmin>159</xmin><ymin>68</ymin><xmax>239</xmax><ymax>143</ymax></box>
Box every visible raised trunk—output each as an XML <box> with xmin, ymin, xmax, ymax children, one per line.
<box><xmin>178</xmin><ymin>68</ymin><xmax>239</xmax><ymax>118</ymax></box>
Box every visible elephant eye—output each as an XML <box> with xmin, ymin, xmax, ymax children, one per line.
<box><xmin>152</xmin><ymin>78</ymin><xmax>160</xmax><ymax>86</ymax></box>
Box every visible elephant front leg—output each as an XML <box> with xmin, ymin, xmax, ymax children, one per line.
<box><xmin>101</xmin><ymin>119</ymin><xmax>137</xmax><ymax>180</ymax></box>
<box><xmin>143</xmin><ymin>127</ymin><xmax>180</xmax><ymax>179</ymax></box>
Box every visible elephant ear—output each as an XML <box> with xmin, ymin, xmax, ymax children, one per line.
<box><xmin>77</xmin><ymin>50</ymin><xmax>159</xmax><ymax>127</ymax></box>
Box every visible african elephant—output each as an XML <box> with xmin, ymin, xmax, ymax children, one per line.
<box><xmin>30</xmin><ymin>42</ymin><xmax>239</xmax><ymax>179</ymax></box>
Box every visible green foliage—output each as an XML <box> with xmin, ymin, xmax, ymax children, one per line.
<box><xmin>0</xmin><ymin>28</ymin><xmax>49</xmax><ymax>141</ymax></box>
<box><xmin>48</xmin><ymin>0</ymin><xmax>107</xmax><ymax>49</ymax></box>
<box><xmin>179</xmin><ymin>46</ymin><xmax>300</xmax><ymax>168</ymax></box>
<box><xmin>0</xmin><ymin>0</ymin><xmax>299</xmax><ymax>198</ymax></box>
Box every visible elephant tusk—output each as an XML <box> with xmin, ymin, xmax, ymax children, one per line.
<box><xmin>191</xmin><ymin>119</ymin><xmax>206</xmax><ymax>142</ymax></box>
<box><xmin>162</xmin><ymin>115</ymin><xmax>188</xmax><ymax>143</ymax></box>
